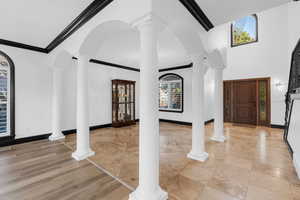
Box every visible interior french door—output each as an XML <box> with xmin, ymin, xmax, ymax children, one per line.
<box><xmin>0</xmin><ymin>63</ymin><xmax>10</xmax><ymax>137</ymax></box>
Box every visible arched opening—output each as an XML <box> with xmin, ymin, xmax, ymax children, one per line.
<box><xmin>0</xmin><ymin>51</ymin><xmax>15</xmax><ymax>142</ymax></box>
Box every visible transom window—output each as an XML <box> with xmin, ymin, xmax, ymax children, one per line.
<box><xmin>159</xmin><ymin>73</ymin><xmax>183</xmax><ymax>113</ymax></box>
<box><xmin>231</xmin><ymin>14</ymin><xmax>258</xmax><ymax>47</ymax></box>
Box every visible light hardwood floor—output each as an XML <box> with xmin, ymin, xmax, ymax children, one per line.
<box><xmin>0</xmin><ymin>140</ymin><xmax>130</xmax><ymax>200</ymax></box>
<box><xmin>0</xmin><ymin>122</ymin><xmax>299</xmax><ymax>200</ymax></box>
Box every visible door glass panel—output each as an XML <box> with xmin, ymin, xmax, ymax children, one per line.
<box><xmin>259</xmin><ymin>81</ymin><xmax>267</xmax><ymax>121</ymax></box>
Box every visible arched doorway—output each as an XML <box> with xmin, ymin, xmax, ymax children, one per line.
<box><xmin>0</xmin><ymin>51</ymin><xmax>15</xmax><ymax>142</ymax></box>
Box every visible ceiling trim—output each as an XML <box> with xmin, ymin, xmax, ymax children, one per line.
<box><xmin>159</xmin><ymin>63</ymin><xmax>193</xmax><ymax>72</ymax></box>
<box><xmin>179</xmin><ymin>0</ymin><xmax>214</xmax><ymax>31</ymax></box>
<box><xmin>72</xmin><ymin>56</ymin><xmax>192</xmax><ymax>73</ymax></box>
<box><xmin>0</xmin><ymin>0</ymin><xmax>114</xmax><ymax>54</ymax></box>
<box><xmin>0</xmin><ymin>0</ymin><xmax>213</xmax><ymax>54</ymax></box>
<box><xmin>72</xmin><ymin>56</ymin><xmax>140</xmax><ymax>72</ymax></box>
<box><xmin>0</xmin><ymin>39</ymin><xmax>48</xmax><ymax>53</ymax></box>
<box><xmin>46</xmin><ymin>0</ymin><xmax>114</xmax><ymax>52</ymax></box>
<box><xmin>90</xmin><ymin>59</ymin><xmax>140</xmax><ymax>72</ymax></box>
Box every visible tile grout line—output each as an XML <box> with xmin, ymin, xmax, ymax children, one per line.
<box><xmin>61</xmin><ymin>141</ymin><xmax>135</xmax><ymax>192</ymax></box>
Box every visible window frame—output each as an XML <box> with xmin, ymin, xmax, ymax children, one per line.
<box><xmin>0</xmin><ymin>50</ymin><xmax>15</xmax><ymax>144</ymax></box>
<box><xmin>231</xmin><ymin>14</ymin><xmax>258</xmax><ymax>48</ymax></box>
<box><xmin>159</xmin><ymin>73</ymin><xmax>184</xmax><ymax>113</ymax></box>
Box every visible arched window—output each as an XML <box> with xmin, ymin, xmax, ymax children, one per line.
<box><xmin>159</xmin><ymin>73</ymin><xmax>183</xmax><ymax>113</ymax></box>
<box><xmin>0</xmin><ymin>51</ymin><xmax>15</xmax><ymax>141</ymax></box>
<box><xmin>231</xmin><ymin>14</ymin><xmax>258</xmax><ymax>47</ymax></box>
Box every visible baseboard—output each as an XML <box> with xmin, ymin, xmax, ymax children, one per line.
<box><xmin>270</xmin><ymin>124</ymin><xmax>286</xmax><ymax>129</ymax></box>
<box><xmin>0</xmin><ymin>133</ymin><xmax>51</xmax><ymax>147</ymax></box>
<box><xmin>205</xmin><ymin>119</ymin><xmax>215</xmax><ymax>125</ymax></box>
<box><xmin>0</xmin><ymin>123</ymin><xmax>112</xmax><ymax>147</ymax></box>
<box><xmin>63</xmin><ymin>123</ymin><xmax>113</xmax><ymax>135</ymax></box>
<box><xmin>159</xmin><ymin>119</ymin><xmax>192</xmax><ymax>126</ymax></box>
<box><xmin>159</xmin><ymin>119</ymin><xmax>214</xmax><ymax>126</ymax></box>
<box><xmin>0</xmin><ymin>119</ymin><xmax>215</xmax><ymax>147</ymax></box>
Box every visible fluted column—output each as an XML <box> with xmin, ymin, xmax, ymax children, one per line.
<box><xmin>49</xmin><ymin>68</ymin><xmax>65</xmax><ymax>141</ymax></box>
<box><xmin>187</xmin><ymin>54</ymin><xmax>209</xmax><ymax>162</ymax></box>
<box><xmin>211</xmin><ymin>67</ymin><xmax>226</xmax><ymax>142</ymax></box>
<box><xmin>129</xmin><ymin>15</ymin><xmax>167</xmax><ymax>200</ymax></box>
<box><xmin>72</xmin><ymin>55</ymin><xmax>95</xmax><ymax>161</ymax></box>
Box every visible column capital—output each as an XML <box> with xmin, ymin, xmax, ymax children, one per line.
<box><xmin>131</xmin><ymin>13</ymin><xmax>165</xmax><ymax>32</ymax></box>
<box><xmin>76</xmin><ymin>54</ymin><xmax>90</xmax><ymax>62</ymax></box>
<box><xmin>207</xmin><ymin>49</ymin><xmax>226</xmax><ymax>70</ymax></box>
<box><xmin>212</xmin><ymin>65</ymin><xmax>226</xmax><ymax>70</ymax></box>
<box><xmin>190</xmin><ymin>52</ymin><xmax>207</xmax><ymax>61</ymax></box>
<box><xmin>190</xmin><ymin>53</ymin><xmax>208</xmax><ymax>74</ymax></box>
<box><xmin>52</xmin><ymin>66</ymin><xmax>65</xmax><ymax>72</ymax></box>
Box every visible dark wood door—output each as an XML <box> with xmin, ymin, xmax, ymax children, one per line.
<box><xmin>233</xmin><ymin>80</ymin><xmax>257</xmax><ymax>125</ymax></box>
<box><xmin>223</xmin><ymin>78</ymin><xmax>270</xmax><ymax>126</ymax></box>
<box><xmin>224</xmin><ymin>82</ymin><xmax>233</xmax><ymax>122</ymax></box>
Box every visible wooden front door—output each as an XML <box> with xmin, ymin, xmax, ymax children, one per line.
<box><xmin>233</xmin><ymin>80</ymin><xmax>257</xmax><ymax>125</ymax></box>
<box><xmin>224</xmin><ymin>78</ymin><xmax>270</xmax><ymax>126</ymax></box>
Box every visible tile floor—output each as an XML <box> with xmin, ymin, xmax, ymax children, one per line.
<box><xmin>64</xmin><ymin>122</ymin><xmax>300</xmax><ymax>200</ymax></box>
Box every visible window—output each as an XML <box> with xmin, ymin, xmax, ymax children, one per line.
<box><xmin>0</xmin><ymin>51</ymin><xmax>15</xmax><ymax>141</ymax></box>
<box><xmin>231</xmin><ymin>14</ymin><xmax>258</xmax><ymax>47</ymax></box>
<box><xmin>159</xmin><ymin>73</ymin><xmax>183</xmax><ymax>113</ymax></box>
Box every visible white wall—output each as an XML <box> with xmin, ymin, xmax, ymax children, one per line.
<box><xmin>0</xmin><ymin>45</ymin><xmax>140</xmax><ymax>139</ymax></box>
<box><xmin>207</xmin><ymin>2</ymin><xmax>300</xmax><ymax>125</ymax></box>
<box><xmin>61</xmin><ymin>62</ymin><xmax>140</xmax><ymax>131</ymax></box>
<box><xmin>159</xmin><ymin>67</ymin><xmax>215</xmax><ymax>123</ymax></box>
<box><xmin>0</xmin><ymin>45</ymin><xmax>52</xmax><ymax>139</ymax></box>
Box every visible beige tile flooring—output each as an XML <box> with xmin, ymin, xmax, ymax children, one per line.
<box><xmin>64</xmin><ymin>122</ymin><xmax>300</xmax><ymax>200</ymax></box>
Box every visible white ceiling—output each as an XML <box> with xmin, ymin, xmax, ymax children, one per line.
<box><xmin>196</xmin><ymin>0</ymin><xmax>291</xmax><ymax>26</ymax></box>
<box><xmin>0</xmin><ymin>0</ymin><xmax>93</xmax><ymax>47</ymax></box>
<box><xmin>0</xmin><ymin>0</ymin><xmax>293</xmax><ymax>68</ymax></box>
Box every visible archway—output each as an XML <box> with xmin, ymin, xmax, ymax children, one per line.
<box><xmin>73</xmin><ymin>17</ymin><xmax>211</xmax><ymax>200</ymax></box>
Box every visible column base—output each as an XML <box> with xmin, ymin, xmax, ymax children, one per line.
<box><xmin>129</xmin><ymin>187</ymin><xmax>168</xmax><ymax>200</ymax></box>
<box><xmin>187</xmin><ymin>151</ymin><xmax>209</xmax><ymax>162</ymax></box>
<box><xmin>49</xmin><ymin>134</ymin><xmax>65</xmax><ymax>141</ymax></box>
<box><xmin>210</xmin><ymin>135</ymin><xmax>226</xmax><ymax>142</ymax></box>
<box><xmin>72</xmin><ymin>149</ymin><xmax>95</xmax><ymax>161</ymax></box>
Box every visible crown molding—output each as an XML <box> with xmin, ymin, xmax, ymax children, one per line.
<box><xmin>159</xmin><ymin>63</ymin><xmax>193</xmax><ymax>72</ymax></box>
<box><xmin>72</xmin><ymin>56</ymin><xmax>193</xmax><ymax>73</ymax></box>
<box><xmin>90</xmin><ymin>59</ymin><xmax>140</xmax><ymax>72</ymax></box>
<box><xmin>179</xmin><ymin>0</ymin><xmax>214</xmax><ymax>31</ymax></box>
<box><xmin>0</xmin><ymin>39</ymin><xmax>48</xmax><ymax>53</ymax></box>
<box><xmin>0</xmin><ymin>0</ymin><xmax>114</xmax><ymax>54</ymax></box>
<box><xmin>46</xmin><ymin>0</ymin><xmax>114</xmax><ymax>52</ymax></box>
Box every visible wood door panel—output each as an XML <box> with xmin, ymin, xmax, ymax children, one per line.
<box><xmin>224</xmin><ymin>78</ymin><xmax>270</xmax><ymax>126</ymax></box>
<box><xmin>233</xmin><ymin>80</ymin><xmax>257</xmax><ymax>125</ymax></box>
<box><xmin>224</xmin><ymin>82</ymin><xmax>232</xmax><ymax>122</ymax></box>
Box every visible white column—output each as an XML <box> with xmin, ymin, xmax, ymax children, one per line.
<box><xmin>129</xmin><ymin>16</ymin><xmax>167</xmax><ymax>200</ymax></box>
<box><xmin>72</xmin><ymin>55</ymin><xmax>95</xmax><ymax>161</ymax></box>
<box><xmin>211</xmin><ymin>67</ymin><xmax>226</xmax><ymax>142</ymax></box>
<box><xmin>49</xmin><ymin>68</ymin><xmax>65</xmax><ymax>141</ymax></box>
<box><xmin>187</xmin><ymin>55</ymin><xmax>209</xmax><ymax>162</ymax></box>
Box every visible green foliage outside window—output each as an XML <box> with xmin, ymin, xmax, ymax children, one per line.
<box><xmin>232</xmin><ymin>15</ymin><xmax>257</xmax><ymax>47</ymax></box>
